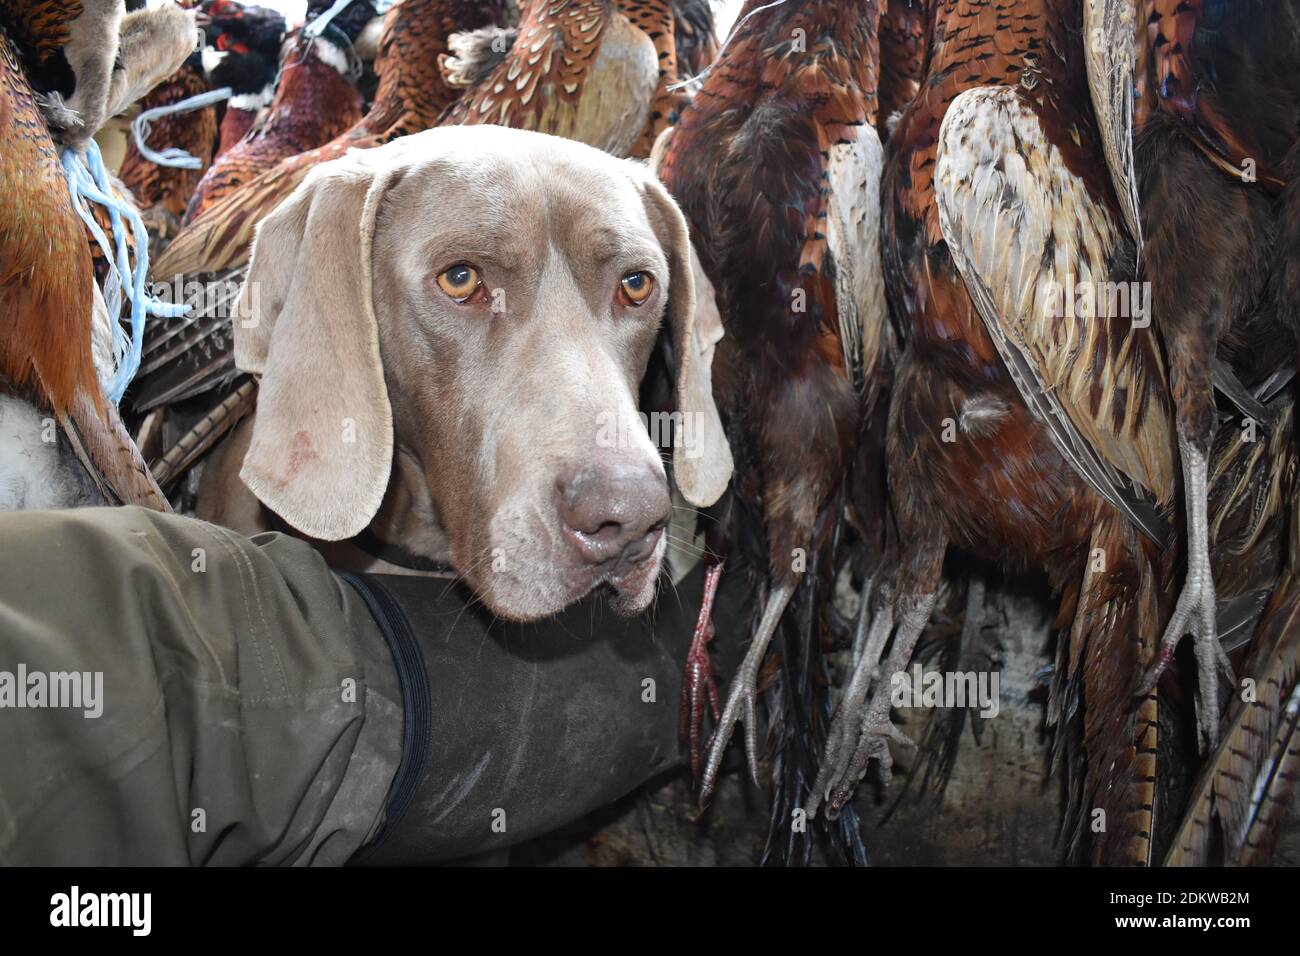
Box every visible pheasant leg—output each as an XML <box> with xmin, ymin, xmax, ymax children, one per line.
<box><xmin>850</xmin><ymin>576</ymin><xmax>877</xmax><ymax>668</ymax></box>
<box><xmin>825</xmin><ymin>589</ymin><xmax>938</xmax><ymax>815</ymax></box>
<box><xmin>806</xmin><ymin>590</ymin><xmax>894</xmax><ymax>819</ymax></box>
<box><xmin>679</xmin><ymin>559</ymin><xmax>725</xmax><ymax>781</ymax></box>
<box><xmin>699</xmin><ymin>583</ymin><xmax>795</xmax><ymax>806</ymax></box>
<box><xmin>1141</xmin><ymin>429</ymin><xmax>1233</xmax><ymax>749</ymax></box>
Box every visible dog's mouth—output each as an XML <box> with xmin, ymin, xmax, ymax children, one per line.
<box><xmin>468</xmin><ymin>491</ymin><xmax>670</xmax><ymax>622</ymax></box>
<box><xmin>531</xmin><ymin>524</ymin><xmax>667</xmax><ymax>617</ymax></box>
<box><xmin>473</xmin><ymin>553</ymin><xmax>664</xmax><ymax>622</ymax></box>
<box><xmin>590</xmin><ymin>526</ymin><xmax>667</xmax><ymax>614</ymax></box>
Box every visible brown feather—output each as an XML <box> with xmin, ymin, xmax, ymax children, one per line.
<box><xmin>878</xmin><ymin>0</ymin><xmax>925</xmax><ymax>132</ymax></box>
<box><xmin>620</xmin><ymin>0</ymin><xmax>684</xmax><ymax>157</ymax></box>
<box><xmin>65</xmin><ymin>388</ymin><xmax>170</xmax><ymax>510</ymax></box>
<box><xmin>150</xmin><ymin>377</ymin><xmax>257</xmax><ymax>491</ymax></box>
<box><xmin>118</xmin><ymin>62</ymin><xmax>217</xmax><ymax>220</ymax></box>
<box><xmin>184</xmin><ymin>35</ymin><xmax>363</xmax><ymax>223</ymax></box>
<box><xmin>0</xmin><ymin>27</ymin><xmax>100</xmax><ymax>418</ymax></box>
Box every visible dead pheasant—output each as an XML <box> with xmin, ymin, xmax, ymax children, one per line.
<box><xmin>1088</xmin><ymin>0</ymin><xmax>1300</xmax><ymax>754</ymax></box>
<box><xmin>437</xmin><ymin>0</ymin><xmax>661</xmax><ymax>159</ymax></box>
<box><xmin>201</xmin><ymin>0</ymin><xmax>290</xmax><ymax>155</ymax></box>
<box><xmin>827</xmin><ymin>0</ymin><xmax>1187</xmax><ymax>866</ymax></box>
<box><xmin>117</xmin><ymin>0</ymin><xmax>286</xmax><ymax>235</ymax></box>
<box><xmin>153</xmin><ymin>0</ymin><xmax>511</xmax><ymax>279</ymax></box>
<box><xmin>1</xmin><ymin>10</ymin><xmax>174</xmax><ymax>510</ymax></box>
<box><xmin>183</xmin><ymin>0</ymin><xmax>376</xmax><ymax>223</ymax></box>
<box><xmin>658</xmin><ymin>0</ymin><xmax>888</xmax><ymax>863</ymax></box>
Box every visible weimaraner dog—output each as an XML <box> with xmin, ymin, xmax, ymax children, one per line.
<box><xmin>198</xmin><ymin>124</ymin><xmax>733</xmax><ymax>621</ymax></box>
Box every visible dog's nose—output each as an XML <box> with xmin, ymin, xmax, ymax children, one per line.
<box><xmin>557</xmin><ymin>466</ymin><xmax>670</xmax><ymax>568</ymax></box>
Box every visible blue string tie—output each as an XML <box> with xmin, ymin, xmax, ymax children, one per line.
<box><xmin>131</xmin><ymin>86</ymin><xmax>233</xmax><ymax>169</ymax></box>
<box><xmin>61</xmin><ymin>139</ymin><xmax>189</xmax><ymax>405</ymax></box>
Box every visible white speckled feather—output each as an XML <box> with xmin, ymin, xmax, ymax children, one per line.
<box><xmin>935</xmin><ymin>86</ymin><xmax>1175</xmax><ymax>544</ymax></box>
<box><xmin>825</xmin><ymin>121</ymin><xmax>890</xmax><ymax>394</ymax></box>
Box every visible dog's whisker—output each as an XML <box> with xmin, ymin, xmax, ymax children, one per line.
<box><xmin>662</xmin><ymin>537</ymin><xmax>710</xmax><ymax>561</ymax></box>
<box><xmin>434</xmin><ymin>547</ymin><xmax>499</xmax><ymax>606</ymax></box>
<box><xmin>669</xmin><ymin>504</ymin><xmax>708</xmax><ymax>519</ymax></box>
<box><xmin>663</xmin><ymin>531</ymin><xmax>706</xmax><ymax>549</ymax></box>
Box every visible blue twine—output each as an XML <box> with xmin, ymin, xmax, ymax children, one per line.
<box><xmin>131</xmin><ymin>86</ymin><xmax>233</xmax><ymax>169</ymax></box>
<box><xmin>61</xmin><ymin>140</ymin><xmax>189</xmax><ymax>405</ymax></box>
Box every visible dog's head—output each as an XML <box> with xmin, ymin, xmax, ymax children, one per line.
<box><xmin>233</xmin><ymin>125</ymin><xmax>731</xmax><ymax>621</ymax></box>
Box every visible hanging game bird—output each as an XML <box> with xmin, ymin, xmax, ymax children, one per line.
<box><xmin>436</xmin><ymin>0</ymin><xmax>668</xmax><ymax>159</ymax></box>
<box><xmin>152</xmin><ymin>0</ymin><xmax>512</xmax><ymax>279</ymax></box>
<box><xmin>1092</xmin><ymin>0</ymin><xmax>1300</xmax><ymax>752</ymax></box>
<box><xmin>811</xmin><ymin>0</ymin><xmax>1189</xmax><ymax>865</ymax></box>
<box><xmin>116</xmin><ymin>0</ymin><xmax>287</xmax><ymax>235</ymax></box>
<box><xmin>182</xmin><ymin>1</ymin><xmax>377</xmax><ymax>224</ymax></box>
<box><xmin>201</xmin><ymin>0</ymin><xmax>292</xmax><ymax>155</ymax></box>
<box><xmin>0</xmin><ymin>2</ymin><xmax>191</xmax><ymax>510</ymax></box>
<box><xmin>658</xmin><ymin>0</ymin><xmax>889</xmax><ymax>863</ymax></box>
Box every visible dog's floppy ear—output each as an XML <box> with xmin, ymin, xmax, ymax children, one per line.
<box><xmin>232</xmin><ymin>155</ymin><xmax>399</xmax><ymax>540</ymax></box>
<box><xmin>638</xmin><ymin>174</ymin><xmax>733</xmax><ymax>507</ymax></box>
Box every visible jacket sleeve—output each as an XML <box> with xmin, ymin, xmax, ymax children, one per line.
<box><xmin>0</xmin><ymin>506</ymin><xmax>402</xmax><ymax>866</ymax></box>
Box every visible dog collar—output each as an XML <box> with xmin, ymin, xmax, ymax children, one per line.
<box><xmin>353</xmin><ymin>529</ymin><xmax>457</xmax><ymax>577</ymax></box>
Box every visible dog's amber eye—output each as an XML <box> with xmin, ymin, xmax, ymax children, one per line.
<box><xmin>436</xmin><ymin>264</ymin><xmax>481</xmax><ymax>302</ymax></box>
<box><xmin>620</xmin><ymin>271</ymin><xmax>653</xmax><ymax>306</ymax></box>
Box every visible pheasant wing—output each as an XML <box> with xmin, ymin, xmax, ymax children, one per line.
<box><xmin>1082</xmin><ymin>0</ymin><xmax>1142</xmax><ymax>243</ymax></box>
<box><xmin>439</xmin><ymin>0</ymin><xmax>657</xmax><ymax>159</ymax></box>
<box><xmin>152</xmin><ymin>141</ymin><xmax>349</xmax><ymax>277</ymax></box>
<box><xmin>934</xmin><ymin>85</ymin><xmax>1174</xmax><ymax>546</ymax></box>
<box><xmin>824</xmin><ymin>121</ymin><xmax>890</xmax><ymax>395</ymax></box>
